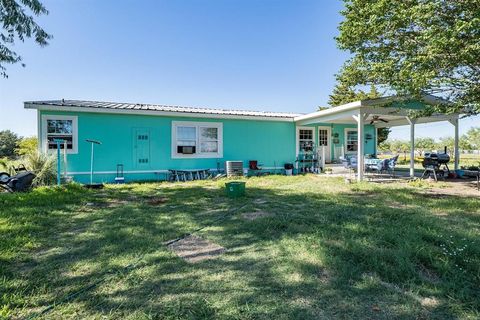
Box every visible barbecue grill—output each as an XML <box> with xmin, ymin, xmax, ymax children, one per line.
<box><xmin>421</xmin><ymin>152</ymin><xmax>451</xmax><ymax>181</ymax></box>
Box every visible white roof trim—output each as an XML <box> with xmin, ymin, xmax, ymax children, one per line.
<box><xmin>294</xmin><ymin>101</ymin><xmax>362</xmax><ymax>122</ymax></box>
<box><xmin>294</xmin><ymin>94</ymin><xmax>456</xmax><ymax>124</ymax></box>
<box><xmin>25</xmin><ymin>103</ymin><xmax>297</xmax><ymax>122</ymax></box>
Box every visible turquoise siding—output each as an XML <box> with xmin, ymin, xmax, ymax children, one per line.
<box><xmin>40</xmin><ymin>111</ymin><xmax>377</xmax><ymax>183</ymax></box>
<box><xmin>303</xmin><ymin>123</ymin><xmax>376</xmax><ymax>161</ymax></box>
<box><xmin>40</xmin><ymin>111</ymin><xmax>297</xmax><ymax>183</ymax></box>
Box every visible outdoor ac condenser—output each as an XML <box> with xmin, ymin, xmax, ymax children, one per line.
<box><xmin>225</xmin><ymin>161</ymin><xmax>243</xmax><ymax>177</ymax></box>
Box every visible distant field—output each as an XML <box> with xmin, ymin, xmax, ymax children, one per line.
<box><xmin>379</xmin><ymin>153</ymin><xmax>480</xmax><ymax>170</ymax></box>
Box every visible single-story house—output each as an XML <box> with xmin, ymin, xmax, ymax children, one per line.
<box><xmin>24</xmin><ymin>95</ymin><xmax>461</xmax><ymax>183</ymax></box>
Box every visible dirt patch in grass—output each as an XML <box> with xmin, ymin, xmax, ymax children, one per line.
<box><xmin>146</xmin><ymin>197</ymin><xmax>168</xmax><ymax>205</ymax></box>
<box><xmin>84</xmin><ymin>199</ymin><xmax>130</xmax><ymax>208</ymax></box>
<box><xmin>167</xmin><ymin>235</ymin><xmax>226</xmax><ymax>263</ymax></box>
<box><xmin>385</xmin><ymin>200</ymin><xmax>418</xmax><ymax>209</ymax></box>
<box><xmin>242</xmin><ymin>210</ymin><xmax>272</xmax><ymax>221</ymax></box>
<box><xmin>420</xmin><ymin>180</ymin><xmax>479</xmax><ymax>198</ymax></box>
<box><xmin>417</xmin><ymin>263</ymin><xmax>440</xmax><ymax>284</ymax></box>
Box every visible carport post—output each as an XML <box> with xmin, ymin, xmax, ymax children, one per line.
<box><xmin>449</xmin><ymin>117</ymin><xmax>460</xmax><ymax>170</ymax></box>
<box><xmin>353</xmin><ymin>111</ymin><xmax>367</xmax><ymax>182</ymax></box>
<box><xmin>406</xmin><ymin>117</ymin><xmax>416</xmax><ymax>178</ymax></box>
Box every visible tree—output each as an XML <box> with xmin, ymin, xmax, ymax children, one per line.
<box><xmin>336</xmin><ymin>0</ymin><xmax>480</xmax><ymax>115</ymax></box>
<box><xmin>388</xmin><ymin>139</ymin><xmax>410</xmax><ymax>160</ymax></box>
<box><xmin>377</xmin><ymin>140</ymin><xmax>391</xmax><ymax>153</ymax></box>
<box><xmin>327</xmin><ymin>81</ymin><xmax>358</xmax><ymax>107</ymax></box>
<box><xmin>415</xmin><ymin>137</ymin><xmax>436</xmax><ymax>156</ymax></box>
<box><xmin>327</xmin><ymin>83</ymin><xmax>391</xmax><ymax>143</ymax></box>
<box><xmin>15</xmin><ymin>136</ymin><xmax>38</xmax><ymax>156</ymax></box>
<box><xmin>0</xmin><ymin>0</ymin><xmax>51</xmax><ymax>77</ymax></box>
<box><xmin>436</xmin><ymin>136</ymin><xmax>454</xmax><ymax>153</ymax></box>
<box><xmin>0</xmin><ymin>130</ymin><xmax>21</xmax><ymax>158</ymax></box>
<box><xmin>464</xmin><ymin>127</ymin><xmax>480</xmax><ymax>151</ymax></box>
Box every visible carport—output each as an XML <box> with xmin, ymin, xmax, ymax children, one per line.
<box><xmin>294</xmin><ymin>95</ymin><xmax>461</xmax><ymax>181</ymax></box>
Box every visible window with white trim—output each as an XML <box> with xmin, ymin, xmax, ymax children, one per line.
<box><xmin>42</xmin><ymin>115</ymin><xmax>78</xmax><ymax>153</ymax></box>
<box><xmin>298</xmin><ymin>128</ymin><xmax>314</xmax><ymax>152</ymax></box>
<box><xmin>172</xmin><ymin>121</ymin><xmax>223</xmax><ymax>158</ymax></box>
<box><xmin>318</xmin><ymin>129</ymin><xmax>328</xmax><ymax>146</ymax></box>
<box><xmin>345</xmin><ymin>129</ymin><xmax>358</xmax><ymax>152</ymax></box>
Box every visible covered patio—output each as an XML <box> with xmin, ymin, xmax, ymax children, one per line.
<box><xmin>294</xmin><ymin>95</ymin><xmax>461</xmax><ymax>181</ymax></box>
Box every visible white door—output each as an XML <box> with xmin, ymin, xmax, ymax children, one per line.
<box><xmin>318</xmin><ymin>127</ymin><xmax>331</xmax><ymax>163</ymax></box>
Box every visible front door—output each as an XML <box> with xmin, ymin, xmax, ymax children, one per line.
<box><xmin>134</xmin><ymin>129</ymin><xmax>150</xmax><ymax>168</ymax></box>
<box><xmin>318</xmin><ymin>127</ymin><xmax>331</xmax><ymax>163</ymax></box>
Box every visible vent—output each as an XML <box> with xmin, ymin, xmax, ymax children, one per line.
<box><xmin>225</xmin><ymin>161</ymin><xmax>244</xmax><ymax>177</ymax></box>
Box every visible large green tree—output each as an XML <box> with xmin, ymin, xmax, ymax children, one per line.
<box><xmin>336</xmin><ymin>0</ymin><xmax>480</xmax><ymax>114</ymax></box>
<box><xmin>0</xmin><ymin>0</ymin><xmax>51</xmax><ymax>77</ymax></box>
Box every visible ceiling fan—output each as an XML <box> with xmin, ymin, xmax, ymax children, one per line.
<box><xmin>369</xmin><ymin>115</ymin><xmax>389</xmax><ymax>125</ymax></box>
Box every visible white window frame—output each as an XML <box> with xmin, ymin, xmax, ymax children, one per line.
<box><xmin>171</xmin><ymin>121</ymin><xmax>223</xmax><ymax>159</ymax></box>
<box><xmin>296</xmin><ymin>126</ymin><xmax>315</xmax><ymax>155</ymax></box>
<box><xmin>344</xmin><ymin>128</ymin><xmax>358</xmax><ymax>154</ymax></box>
<box><xmin>41</xmin><ymin>115</ymin><xmax>78</xmax><ymax>154</ymax></box>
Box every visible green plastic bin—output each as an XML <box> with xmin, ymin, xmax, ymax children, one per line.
<box><xmin>225</xmin><ymin>181</ymin><xmax>246</xmax><ymax>197</ymax></box>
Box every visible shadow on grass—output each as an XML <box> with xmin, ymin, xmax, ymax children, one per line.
<box><xmin>1</xmin><ymin>178</ymin><xmax>479</xmax><ymax>319</ymax></box>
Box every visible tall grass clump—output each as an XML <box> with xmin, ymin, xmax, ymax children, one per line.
<box><xmin>0</xmin><ymin>157</ymin><xmax>16</xmax><ymax>175</ymax></box>
<box><xmin>24</xmin><ymin>151</ymin><xmax>56</xmax><ymax>186</ymax></box>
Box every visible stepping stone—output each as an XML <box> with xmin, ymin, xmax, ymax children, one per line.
<box><xmin>167</xmin><ymin>235</ymin><xmax>225</xmax><ymax>263</ymax></box>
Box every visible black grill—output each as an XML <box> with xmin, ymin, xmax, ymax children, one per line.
<box><xmin>422</xmin><ymin>153</ymin><xmax>450</xmax><ymax>168</ymax></box>
<box><xmin>421</xmin><ymin>153</ymin><xmax>451</xmax><ymax>181</ymax></box>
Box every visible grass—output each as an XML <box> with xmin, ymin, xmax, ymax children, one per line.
<box><xmin>1</xmin><ymin>176</ymin><xmax>479</xmax><ymax>319</ymax></box>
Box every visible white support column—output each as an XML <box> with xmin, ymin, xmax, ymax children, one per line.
<box><xmin>353</xmin><ymin>112</ymin><xmax>367</xmax><ymax>181</ymax></box>
<box><xmin>449</xmin><ymin>117</ymin><xmax>460</xmax><ymax>170</ymax></box>
<box><xmin>406</xmin><ymin>117</ymin><xmax>416</xmax><ymax>178</ymax></box>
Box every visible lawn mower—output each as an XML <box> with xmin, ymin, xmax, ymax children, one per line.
<box><xmin>0</xmin><ymin>164</ymin><xmax>36</xmax><ymax>192</ymax></box>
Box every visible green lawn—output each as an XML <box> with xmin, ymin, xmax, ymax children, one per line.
<box><xmin>1</xmin><ymin>176</ymin><xmax>479</xmax><ymax>319</ymax></box>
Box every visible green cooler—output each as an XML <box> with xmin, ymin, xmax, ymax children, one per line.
<box><xmin>225</xmin><ymin>181</ymin><xmax>246</xmax><ymax>197</ymax></box>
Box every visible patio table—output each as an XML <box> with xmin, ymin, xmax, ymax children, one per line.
<box><xmin>364</xmin><ymin>158</ymin><xmax>382</xmax><ymax>171</ymax></box>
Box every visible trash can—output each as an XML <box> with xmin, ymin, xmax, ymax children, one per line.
<box><xmin>225</xmin><ymin>181</ymin><xmax>246</xmax><ymax>197</ymax></box>
<box><xmin>284</xmin><ymin>163</ymin><xmax>294</xmax><ymax>176</ymax></box>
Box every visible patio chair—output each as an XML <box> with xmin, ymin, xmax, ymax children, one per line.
<box><xmin>340</xmin><ymin>155</ymin><xmax>357</xmax><ymax>175</ymax></box>
<box><xmin>249</xmin><ymin>160</ymin><xmax>269</xmax><ymax>176</ymax></box>
<box><xmin>366</xmin><ymin>158</ymin><xmax>388</xmax><ymax>175</ymax></box>
<box><xmin>386</xmin><ymin>155</ymin><xmax>399</xmax><ymax>177</ymax></box>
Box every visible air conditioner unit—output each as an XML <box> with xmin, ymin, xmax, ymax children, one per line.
<box><xmin>177</xmin><ymin>146</ymin><xmax>196</xmax><ymax>154</ymax></box>
<box><xmin>225</xmin><ymin>161</ymin><xmax>244</xmax><ymax>177</ymax></box>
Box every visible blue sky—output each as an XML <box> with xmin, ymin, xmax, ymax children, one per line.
<box><xmin>0</xmin><ymin>0</ymin><xmax>477</xmax><ymax>139</ymax></box>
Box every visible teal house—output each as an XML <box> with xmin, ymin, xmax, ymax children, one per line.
<box><xmin>25</xmin><ymin>96</ymin><xmax>460</xmax><ymax>183</ymax></box>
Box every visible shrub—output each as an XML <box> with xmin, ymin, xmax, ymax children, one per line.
<box><xmin>24</xmin><ymin>151</ymin><xmax>56</xmax><ymax>187</ymax></box>
<box><xmin>15</xmin><ymin>137</ymin><xmax>38</xmax><ymax>156</ymax></box>
<box><xmin>0</xmin><ymin>157</ymin><xmax>17</xmax><ymax>175</ymax></box>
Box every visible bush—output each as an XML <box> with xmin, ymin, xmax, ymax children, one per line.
<box><xmin>15</xmin><ymin>137</ymin><xmax>38</xmax><ymax>156</ymax></box>
<box><xmin>23</xmin><ymin>151</ymin><xmax>56</xmax><ymax>187</ymax></box>
<box><xmin>0</xmin><ymin>157</ymin><xmax>17</xmax><ymax>175</ymax></box>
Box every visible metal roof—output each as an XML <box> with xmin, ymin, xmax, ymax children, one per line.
<box><xmin>25</xmin><ymin>100</ymin><xmax>303</xmax><ymax>119</ymax></box>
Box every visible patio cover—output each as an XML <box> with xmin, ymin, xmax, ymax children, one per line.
<box><xmin>294</xmin><ymin>95</ymin><xmax>461</xmax><ymax>181</ymax></box>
